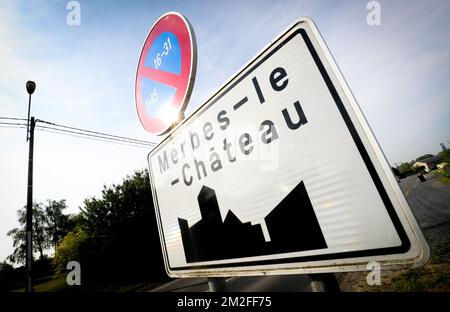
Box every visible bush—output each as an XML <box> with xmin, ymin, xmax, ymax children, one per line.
<box><xmin>52</xmin><ymin>170</ymin><xmax>167</xmax><ymax>288</ymax></box>
<box><xmin>53</xmin><ymin>228</ymin><xmax>89</xmax><ymax>273</ymax></box>
<box><xmin>438</xmin><ymin>149</ymin><xmax>450</xmax><ymax>164</ymax></box>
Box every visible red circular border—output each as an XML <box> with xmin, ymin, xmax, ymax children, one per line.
<box><xmin>135</xmin><ymin>13</ymin><xmax>195</xmax><ymax>135</ymax></box>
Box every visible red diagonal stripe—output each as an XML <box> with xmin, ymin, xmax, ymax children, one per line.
<box><xmin>140</xmin><ymin>67</ymin><xmax>181</xmax><ymax>89</ymax></box>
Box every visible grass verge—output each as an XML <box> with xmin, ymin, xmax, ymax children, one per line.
<box><xmin>338</xmin><ymin>234</ymin><xmax>450</xmax><ymax>292</ymax></box>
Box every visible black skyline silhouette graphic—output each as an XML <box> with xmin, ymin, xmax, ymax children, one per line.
<box><xmin>178</xmin><ymin>181</ymin><xmax>327</xmax><ymax>263</ymax></box>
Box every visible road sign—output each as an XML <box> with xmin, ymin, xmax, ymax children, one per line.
<box><xmin>135</xmin><ymin>12</ymin><xmax>197</xmax><ymax>135</ymax></box>
<box><xmin>148</xmin><ymin>18</ymin><xmax>429</xmax><ymax>277</ymax></box>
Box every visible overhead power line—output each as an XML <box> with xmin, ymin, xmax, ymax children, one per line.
<box><xmin>36</xmin><ymin>124</ymin><xmax>153</xmax><ymax>146</ymax></box>
<box><xmin>0</xmin><ymin>120</ymin><xmax>27</xmax><ymax>130</ymax></box>
<box><xmin>35</xmin><ymin>124</ymin><xmax>156</xmax><ymax>148</ymax></box>
<box><xmin>0</xmin><ymin>125</ymin><xmax>27</xmax><ymax>130</ymax></box>
<box><xmin>0</xmin><ymin>117</ymin><xmax>28</xmax><ymax>121</ymax></box>
<box><xmin>38</xmin><ymin>119</ymin><xmax>155</xmax><ymax>145</ymax></box>
<box><xmin>35</xmin><ymin>126</ymin><xmax>152</xmax><ymax>149</ymax></box>
<box><xmin>0</xmin><ymin>116</ymin><xmax>157</xmax><ymax>149</ymax></box>
<box><xmin>0</xmin><ymin>121</ymin><xmax>27</xmax><ymax>126</ymax></box>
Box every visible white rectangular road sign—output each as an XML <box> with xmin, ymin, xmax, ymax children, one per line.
<box><xmin>148</xmin><ymin>18</ymin><xmax>429</xmax><ymax>277</ymax></box>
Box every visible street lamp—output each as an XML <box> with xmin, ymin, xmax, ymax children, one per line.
<box><xmin>26</xmin><ymin>81</ymin><xmax>36</xmax><ymax>141</ymax></box>
<box><xmin>25</xmin><ymin>80</ymin><xmax>36</xmax><ymax>292</ymax></box>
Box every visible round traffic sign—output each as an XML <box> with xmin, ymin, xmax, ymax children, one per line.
<box><xmin>135</xmin><ymin>12</ymin><xmax>197</xmax><ymax>135</ymax></box>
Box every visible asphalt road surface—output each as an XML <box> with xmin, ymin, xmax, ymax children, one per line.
<box><xmin>150</xmin><ymin>173</ymin><xmax>450</xmax><ymax>292</ymax></box>
<box><xmin>151</xmin><ymin>275</ymin><xmax>313</xmax><ymax>292</ymax></box>
<box><xmin>398</xmin><ymin>173</ymin><xmax>450</xmax><ymax>249</ymax></box>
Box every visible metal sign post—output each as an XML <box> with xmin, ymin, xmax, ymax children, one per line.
<box><xmin>309</xmin><ymin>273</ymin><xmax>340</xmax><ymax>292</ymax></box>
<box><xmin>208</xmin><ymin>277</ymin><xmax>227</xmax><ymax>292</ymax></box>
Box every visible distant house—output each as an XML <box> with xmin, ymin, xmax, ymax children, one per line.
<box><xmin>413</xmin><ymin>156</ymin><xmax>443</xmax><ymax>172</ymax></box>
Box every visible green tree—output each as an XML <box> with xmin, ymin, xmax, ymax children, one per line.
<box><xmin>6</xmin><ymin>226</ymin><xmax>26</xmax><ymax>265</ymax></box>
<box><xmin>0</xmin><ymin>261</ymin><xmax>16</xmax><ymax>292</ymax></box>
<box><xmin>7</xmin><ymin>200</ymin><xmax>73</xmax><ymax>265</ymax></box>
<box><xmin>53</xmin><ymin>227</ymin><xmax>89</xmax><ymax>273</ymax></box>
<box><xmin>7</xmin><ymin>203</ymin><xmax>49</xmax><ymax>264</ymax></box>
<box><xmin>396</xmin><ymin>161</ymin><xmax>414</xmax><ymax>175</ymax></box>
<box><xmin>438</xmin><ymin>149</ymin><xmax>450</xmax><ymax>163</ymax></box>
<box><xmin>74</xmin><ymin>169</ymin><xmax>165</xmax><ymax>283</ymax></box>
<box><xmin>45</xmin><ymin>199</ymin><xmax>74</xmax><ymax>250</ymax></box>
<box><xmin>33</xmin><ymin>203</ymin><xmax>48</xmax><ymax>261</ymax></box>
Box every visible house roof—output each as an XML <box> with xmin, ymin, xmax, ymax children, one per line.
<box><xmin>415</xmin><ymin>155</ymin><xmax>442</xmax><ymax>165</ymax></box>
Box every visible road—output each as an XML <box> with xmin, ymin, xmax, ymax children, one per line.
<box><xmin>398</xmin><ymin>173</ymin><xmax>450</xmax><ymax>248</ymax></box>
<box><xmin>151</xmin><ymin>275</ymin><xmax>313</xmax><ymax>292</ymax></box>
<box><xmin>149</xmin><ymin>173</ymin><xmax>450</xmax><ymax>292</ymax></box>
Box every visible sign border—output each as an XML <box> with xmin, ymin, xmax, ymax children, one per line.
<box><xmin>135</xmin><ymin>11</ymin><xmax>197</xmax><ymax>135</ymax></box>
<box><xmin>148</xmin><ymin>18</ymin><xmax>429</xmax><ymax>277</ymax></box>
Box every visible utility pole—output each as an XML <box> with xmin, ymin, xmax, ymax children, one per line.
<box><xmin>25</xmin><ymin>117</ymin><xmax>35</xmax><ymax>292</ymax></box>
<box><xmin>25</xmin><ymin>81</ymin><xmax>36</xmax><ymax>293</ymax></box>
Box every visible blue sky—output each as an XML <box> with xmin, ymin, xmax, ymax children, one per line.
<box><xmin>1</xmin><ymin>0</ymin><xmax>449</xmax><ymax>262</ymax></box>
